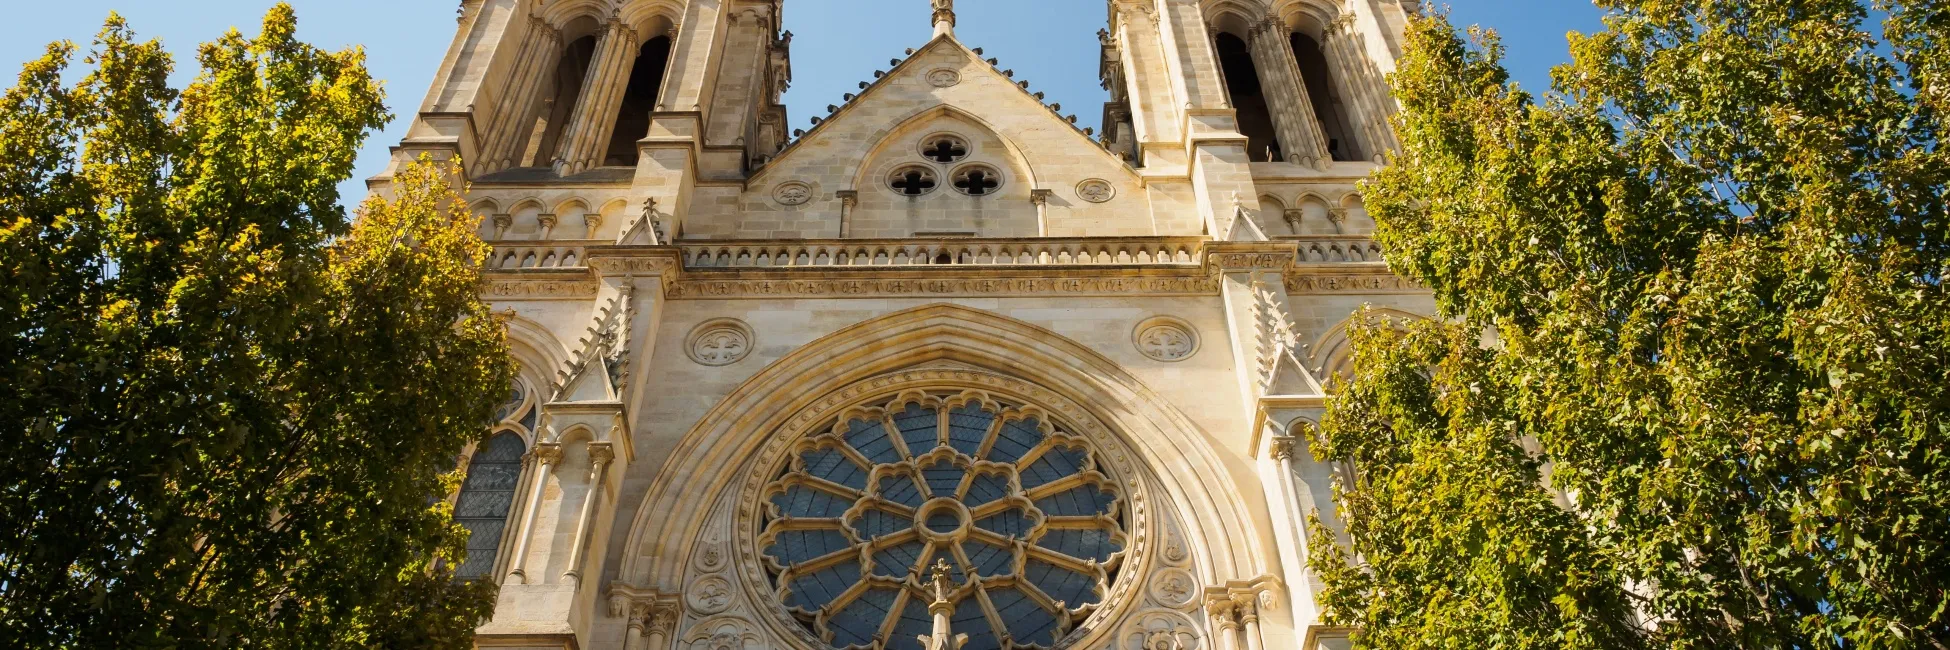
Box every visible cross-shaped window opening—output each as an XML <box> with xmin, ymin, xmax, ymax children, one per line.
<box><xmin>953</xmin><ymin>168</ymin><xmax>999</xmax><ymax>196</ymax></box>
<box><xmin>923</xmin><ymin>137</ymin><xmax>968</xmax><ymax>163</ymax></box>
<box><xmin>892</xmin><ymin>169</ymin><xmax>937</xmax><ymax>195</ymax></box>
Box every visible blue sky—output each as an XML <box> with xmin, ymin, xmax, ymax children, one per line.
<box><xmin>0</xmin><ymin>1</ymin><xmax>1602</xmax><ymax>207</ymax></box>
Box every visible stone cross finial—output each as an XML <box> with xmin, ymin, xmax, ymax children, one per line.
<box><xmin>932</xmin><ymin>0</ymin><xmax>955</xmax><ymax>38</ymax></box>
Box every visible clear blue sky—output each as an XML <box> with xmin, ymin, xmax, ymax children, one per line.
<box><xmin>0</xmin><ymin>1</ymin><xmax>1602</xmax><ymax>207</ymax></box>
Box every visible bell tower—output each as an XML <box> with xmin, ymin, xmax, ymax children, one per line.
<box><xmin>375</xmin><ymin>0</ymin><xmax>792</xmax><ymax>241</ymax></box>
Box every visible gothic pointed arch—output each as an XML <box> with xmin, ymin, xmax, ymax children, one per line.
<box><xmin>1307</xmin><ymin>307</ymin><xmax>1431</xmax><ymax>386</ymax></box>
<box><xmin>844</xmin><ymin>105</ymin><xmax>1040</xmax><ymax>195</ymax></box>
<box><xmin>620</xmin><ymin>305</ymin><xmax>1274</xmax><ymax>648</ymax></box>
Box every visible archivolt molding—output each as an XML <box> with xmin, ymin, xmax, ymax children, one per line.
<box><xmin>620</xmin><ymin>305</ymin><xmax>1272</xmax><ymax>646</ymax></box>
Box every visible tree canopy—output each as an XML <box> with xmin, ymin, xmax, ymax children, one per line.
<box><xmin>0</xmin><ymin>5</ymin><xmax>510</xmax><ymax>647</ymax></box>
<box><xmin>1309</xmin><ymin>0</ymin><xmax>1950</xmax><ymax>648</ymax></box>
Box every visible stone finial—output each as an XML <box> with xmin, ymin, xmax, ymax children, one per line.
<box><xmin>932</xmin><ymin>0</ymin><xmax>955</xmax><ymax>38</ymax></box>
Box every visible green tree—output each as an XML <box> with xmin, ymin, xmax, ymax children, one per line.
<box><xmin>1308</xmin><ymin>1</ymin><xmax>1950</xmax><ymax>648</ymax></box>
<box><xmin>0</xmin><ymin>6</ymin><xmax>511</xmax><ymax>648</ymax></box>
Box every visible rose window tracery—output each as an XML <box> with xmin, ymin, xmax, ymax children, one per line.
<box><xmin>758</xmin><ymin>392</ymin><xmax>1127</xmax><ymax>650</ymax></box>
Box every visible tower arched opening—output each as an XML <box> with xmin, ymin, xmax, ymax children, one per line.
<box><xmin>1289</xmin><ymin>32</ymin><xmax>1359</xmax><ymax>162</ymax></box>
<box><xmin>1214</xmin><ymin>32</ymin><xmax>1281</xmax><ymax>163</ymax></box>
<box><xmin>602</xmin><ymin>35</ymin><xmax>673</xmax><ymax>167</ymax></box>
<box><xmin>520</xmin><ymin>32</ymin><xmax>598</xmax><ymax>168</ymax></box>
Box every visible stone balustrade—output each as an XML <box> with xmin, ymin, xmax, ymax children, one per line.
<box><xmin>1285</xmin><ymin>236</ymin><xmax>1384</xmax><ymax>263</ymax></box>
<box><xmin>680</xmin><ymin>237</ymin><xmax>1209</xmax><ymax>269</ymax></box>
<box><xmin>489</xmin><ymin>242</ymin><xmax>598</xmax><ymax>270</ymax></box>
<box><xmin>486</xmin><ymin>236</ymin><xmax>1383</xmax><ymax>272</ymax></box>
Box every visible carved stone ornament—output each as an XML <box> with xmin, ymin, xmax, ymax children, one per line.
<box><xmin>482</xmin><ymin>278</ymin><xmax>601</xmax><ymax>300</ymax></box>
<box><xmin>771</xmin><ymin>181</ymin><xmax>813</xmax><ymax>206</ymax></box>
<box><xmin>926</xmin><ymin>67</ymin><xmax>961</xmax><ymax>87</ymax></box>
<box><xmin>682</xmin><ymin>617</ymin><xmax>762</xmax><ymax>650</ymax></box>
<box><xmin>694</xmin><ymin>527</ymin><xmax>729</xmax><ymax>573</ymax></box>
<box><xmin>1076</xmin><ymin>178</ymin><xmax>1116</xmax><ymax>203</ymax></box>
<box><xmin>1284</xmin><ymin>273</ymin><xmax>1424</xmax><ymax>294</ymax></box>
<box><xmin>1133</xmin><ymin>316</ymin><xmax>1199</xmax><ymax>362</ymax></box>
<box><xmin>1120</xmin><ymin>609</ymin><xmax>1203</xmax><ymax>650</ymax></box>
<box><xmin>732</xmin><ymin>368</ymin><xmax>1155</xmax><ymax>650</ymax></box>
<box><xmin>667</xmin><ymin>275</ymin><xmax>1221</xmax><ymax>300</ymax></box>
<box><xmin>686</xmin><ymin>575</ymin><xmax>734</xmax><ymax>615</ymax></box>
<box><xmin>686</xmin><ymin>319</ymin><xmax>755</xmax><ymax>367</ymax></box>
<box><xmin>1149</xmin><ymin>567</ymin><xmax>1201</xmax><ymax>609</ymax></box>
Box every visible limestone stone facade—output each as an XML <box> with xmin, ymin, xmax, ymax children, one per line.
<box><xmin>373</xmin><ymin>1</ymin><xmax>1428</xmax><ymax>649</ymax></box>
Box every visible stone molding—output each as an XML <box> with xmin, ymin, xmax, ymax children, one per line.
<box><xmin>480</xmin><ymin>243</ymin><xmax>1423</xmax><ymax>300</ymax></box>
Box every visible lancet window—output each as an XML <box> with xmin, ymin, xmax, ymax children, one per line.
<box><xmin>602</xmin><ymin>35</ymin><xmax>673</xmax><ymax>167</ymax></box>
<box><xmin>1213</xmin><ymin>32</ymin><xmax>1281</xmax><ymax>162</ymax></box>
<box><xmin>758</xmin><ymin>392</ymin><xmax>1127</xmax><ymax>650</ymax></box>
<box><xmin>452</xmin><ymin>380</ymin><xmax>539</xmax><ymax>580</ymax></box>
<box><xmin>1289</xmin><ymin>32</ymin><xmax>1359</xmax><ymax>162</ymax></box>
<box><xmin>522</xmin><ymin>34</ymin><xmax>599</xmax><ymax>168</ymax></box>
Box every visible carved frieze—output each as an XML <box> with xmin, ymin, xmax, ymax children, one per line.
<box><xmin>481</xmin><ymin>278</ymin><xmax>600</xmax><ymax>300</ymax></box>
<box><xmin>668</xmin><ymin>274</ymin><xmax>1220</xmax><ymax>299</ymax></box>
<box><xmin>1283</xmin><ymin>273</ymin><xmax>1425</xmax><ymax>294</ymax></box>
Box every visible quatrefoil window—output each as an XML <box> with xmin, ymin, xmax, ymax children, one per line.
<box><xmin>889</xmin><ymin>165</ymin><xmax>941</xmax><ymax>196</ymax></box>
<box><xmin>920</xmin><ymin>134</ymin><xmax>971</xmax><ymax>163</ymax></box>
<box><xmin>759</xmin><ymin>392</ymin><xmax>1127</xmax><ymax>650</ymax></box>
<box><xmin>950</xmin><ymin>164</ymin><xmax>1003</xmax><ymax>196</ymax></box>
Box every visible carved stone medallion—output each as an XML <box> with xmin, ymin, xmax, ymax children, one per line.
<box><xmin>926</xmin><ymin>68</ymin><xmax>961</xmax><ymax>87</ymax></box>
<box><xmin>686</xmin><ymin>319</ymin><xmax>754</xmax><ymax>366</ymax></box>
<box><xmin>686</xmin><ymin>575</ymin><xmax>734</xmax><ymax>615</ymax></box>
<box><xmin>1077</xmin><ymin>178</ymin><xmax>1116</xmax><ymax>203</ymax></box>
<box><xmin>1120</xmin><ymin>609</ymin><xmax>1203</xmax><ymax>650</ymax></box>
<box><xmin>1133</xmin><ymin>316</ymin><xmax>1199</xmax><ymax>362</ymax></box>
<box><xmin>771</xmin><ymin>181</ymin><xmax>812</xmax><ymax>206</ymax></box>
<box><xmin>1149</xmin><ymin>567</ymin><xmax>1200</xmax><ymax>609</ymax></box>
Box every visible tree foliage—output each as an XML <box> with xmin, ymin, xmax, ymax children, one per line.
<box><xmin>1309</xmin><ymin>0</ymin><xmax>1950</xmax><ymax>648</ymax></box>
<box><xmin>0</xmin><ymin>6</ymin><xmax>511</xmax><ymax>647</ymax></box>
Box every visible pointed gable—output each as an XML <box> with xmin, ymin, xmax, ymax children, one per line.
<box><xmin>683</xmin><ymin>36</ymin><xmax>1156</xmax><ymax>239</ymax></box>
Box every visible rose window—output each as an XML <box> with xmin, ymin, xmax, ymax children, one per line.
<box><xmin>759</xmin><ymin>392</ymin><xmax>1127</xmax><ymax>650</ymax></box>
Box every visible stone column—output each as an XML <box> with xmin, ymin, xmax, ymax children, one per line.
<box><xmin>554</xmin><ymin>19</ymin><xmax>641</xmax><ymax>175</ymax></box>
<box><xmin>1319</xmin><ymin>20</ymin><xmax>1397</xmax><ymax>160</ymax></box>
<box><xmin>506</xmin><ymin>442</ymin><xmax>561</xmax><ymax>584</ymax></box>
<box><xmin>622</xmin><ymin>602</ymin><xmax>651</xmax><ymax>650</ymax></box>
<box><xmin>1236</xmin><ymin>595</ymin><xmax>1267</xmax><ymax>650</ymax></box>
<box><xmin>1030</xmin><ymin>189</ymin><xmax>1053</xmax><ymax>236</ymax></box>
<box><xmin>646</xmin><ymin>603</ymin><xmax>680</xmax><ymax>650</ymax></box>
<box><xmin>1249</xmin><ymin>18</ymin><xmax>1331</xmax><ymax>168</ymax></box>
<box><xmin>1208</xmin><ymin>600</ymin><xmax>1242</xmax><ymax>650</ymax></box>
<box><xmin>562</xmin><ymin>442</ymin><xmax>613</xmax><ymax>586</ymax></box>
<box><xmin>479</xmin><ymin>17</ymin><xmax>562</xmax><ymax>173</ymax></box>
<box><xmin>836</xmin><ymin>190</ymin><xmax>858</xmax><ymax>238</ymax></box>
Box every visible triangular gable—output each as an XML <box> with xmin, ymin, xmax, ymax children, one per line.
<box><xmin>750</xmin><ymin>34</ymin><xmax>1134</xmax><ymax>186</ymax></box>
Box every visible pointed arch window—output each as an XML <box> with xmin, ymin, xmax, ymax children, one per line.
<box><xmin>453</xmin><ymin>380</ymin><xmax>539</xmax><ymax>580</ymax></box>
<box><xmin>603</xmin><ymin>35</ymin><xmax>674</xmax><ymax>167</ymax></box>
<box><xmin>1289</xmin><ymin>32</ymin><xmax>1359</xmax><ymax>162</ymax></box>
<box><xmin>1214</xmin><ymin>32</ymin><xmax>1280</xmax><ymax>162</ymax></box>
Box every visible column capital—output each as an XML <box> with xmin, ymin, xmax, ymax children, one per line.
<box><xmin>588</xmin><ymin>441</ymin><xmax>616</xmax><ymax>467</ymax></box>
<box><xmin>530</xmin><ymin>442</ymin><xmax>563</xmax><ymax>465</ymax></box>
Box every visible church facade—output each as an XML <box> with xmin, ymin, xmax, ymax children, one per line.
<box><xmin>372</xmin><ymin>1</ymin><xmax>1429</xmax><ymax>649</ymax></box>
